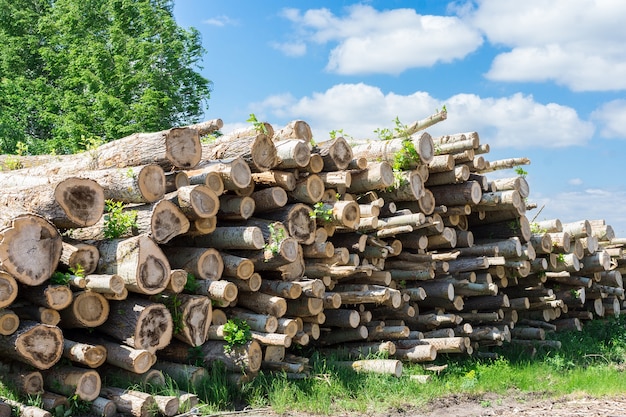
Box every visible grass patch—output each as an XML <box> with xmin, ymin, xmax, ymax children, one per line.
<box><xmin>1</xmin><ymin>316</ymin><xmax>624</xmax><ymax>416</ymax></box>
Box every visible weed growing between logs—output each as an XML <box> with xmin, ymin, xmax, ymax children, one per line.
<box><xmin>103</xmin><ymin>199</ymin><xmax>138</xmax><ymax>238</ymax></box>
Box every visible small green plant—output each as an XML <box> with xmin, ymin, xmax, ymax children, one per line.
<box><xmin>329</xmin><ymin>129</ymin><xmax>353</xmax><ymax>141</ymax></box>
<box><xmin>374</xmin><ymin>127</ymin><xmax>393</xmax><ymax>141</ymax></box>
<box><xmin>386</xmin><ymin>171</ymin><xmax>409</xmax><ymax>192</ymax></box>
<box><xmin>223</xmin><ymin>318</ymin><xmax>252</xmax><ymax>353</ymax></box>
<box><xmin>310</xmin><ymin>202</ymin><xmax>334</xmax><ymax>223</ymax></box>
<box><xmin>392</xmin><ymin>116</ymin><xmax>410</xmax><ymax>140</ymax></box>
<box><xmin>570</xmin><ymin>288</ymin><xmax>581</xmax><ymax>299</ymax></box>
<box><xmin>3</xmin><ymin>141</ymin><xmax>28</xmax><ymax>170</ymax></box>
<box><xmin>556</xmin><ymin>253</ymin><xmax>566</xmax><ymax>263</ymax></box>
<box><xmin>392</xmin><ymin>139</ymin><xmax>420</xmax><ymax>171</ymax></box>
<box><xmin>62</xmin><ymin>394</ymin><xmax>92</xmax><ymax>417</ymax></box>
<box><xmin>50</xmin><ymin>264</ymin><xmax>85</xmax><ymax>286</ymax></box>
<box><xmin>125</xmin><ymin>168</ymin><xmax>136</xmax><ymax>179</ymax></box>
<box><xmin>514</xmin><ymin>166</ymin><xmax>528</xmax><ymax>177</ymax></box>
<box><xmin>201</xmin><ymin>130</ymin><xmax>223</xmax><ymax>144</ymax></box>
<box><xmin>103</xmin><ymin>200</ymin><xmax>138</xmax><ymax>239</ymax></box>
<box><xmin>184</xmin><ymin>272</ymin><xmax>200</xmax><ymax>293</ymax></box>
<box><xmin>530</xmin><ymin>222</ymin><xmax>547</xmax><ymax>234</ymax></box>
<box><xmin>157</xmin><ymin>293</ymin><xmax>185</xmax><ymax>333</ymax></box>
<box><xmin>247</xmin><ymin>113</ymin><xmax>268</xmax><ymax>134</ymax></box>
<box><xmin>264</xmin><ymin>223</ymin><xmax>287</xmax><ymax>258</ymax></box>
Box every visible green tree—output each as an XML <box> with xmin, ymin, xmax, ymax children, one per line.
<box><xmin>0</xmin><ymin>0</ymin><xmax>211</xmax><ymax>155</ymax></box>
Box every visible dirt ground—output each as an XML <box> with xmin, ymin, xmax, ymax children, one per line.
<box><xmin>223</xmin><ymin>392</ymin><xmax>626</xmax><ymax>417</ymax></box>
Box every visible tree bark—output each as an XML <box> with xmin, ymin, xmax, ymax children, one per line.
<box><xmin>188</xmin><ymin>157</ymin><xmax>252</xmax><ymax>190</ymax></box>
<box><xmin>100</xmin><ymin>386</ymin><xmax>157</xmax><ymax>417</ymax></box>
<box><xmin>152</xmin><ymin>292</ymin><xmax>212</xmax><ymax>347</ymax></box>
<box><xmin>313</xmin><ymin>137</ymin><xmax>353</xmax><ymax>171</ymax></box>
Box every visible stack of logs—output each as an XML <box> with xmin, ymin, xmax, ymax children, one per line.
<box><xmin>0</xmin><ymin>111</ymin><xmax>623</xmax><ymax>417</ymax></box>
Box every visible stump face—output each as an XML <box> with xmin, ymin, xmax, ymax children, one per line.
<box><xmin>138</xmin><ymin>255</ymin><xmax>170</xmax><ymax>293</ymax></box>
<box><xmin>55</xmin><ymin>180</ymin><xmax>105</xmax><ymax>227</ymax></box>
<box><xmin>0</xmin><ymin>216</ymin><xmax>62</xmax><ymax>285</ymax></box>
<box><xmin>17</xmin><ymin>325</ymin><xmax>63</xmax><ymax>370</ymax></box>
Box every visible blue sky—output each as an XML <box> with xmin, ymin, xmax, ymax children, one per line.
<box><xmin>173</xmin><ymin>0</ymin><xmax>626</xmax><ymax>237</ymax></box>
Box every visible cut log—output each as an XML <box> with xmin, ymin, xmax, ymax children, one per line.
<box><xmin>228</xmin><ymin>308</ymin><xmax>279</xmax><ymax>333</ymax></box>
<box><xmin>0</xmin><ymin>309</ymin><xmax>19</xmax><ymax>335</ymax></box>
<box><xmin>97</xmin><ymin>296</ymin><xmax>173</xmax><ymax>353</ymax></box>
<box><xmin>251</xmin><ymin>187</ymin><xmax>289</xmax><ymax>212</ymax></box>
<box><xmin>162</xmin><ymin>246</ymin><xmax>223</xmax><ymax>280</ymax></box>
<box><xmin>188</xmin><ymin>157</ymin><xmax>252</xmax><ymax>191</ymax></box>
<box><xmin>428</xmin><ymin>181</ymin><xmax>482</xmax><ymax>206</ymax></box>
<box><xmin>313</xmin><ymin>137</ymin><xmax>353</xmax><ymax>171</ymax></box>
<box><xmin>218</xmin><ymin>195</ymin><xmax>256</xmax><ymax>220</ymax></box>
<box><xmin>0</xmin><ymin>360</ymin><xmax>44</xmax><ymax>396</ymax></box>
<box><xmin>84</xmin><ymin>274</ymin><xmax>126</xmax><ymax>295</ymax></box>
<box><xmin>334</xmin><ymin>359</ymin><xmax>402</xmax><ymax>377</ymax></box>
<box><xmin>0</xmin><ymin>212</ymin><xmax>63</xmax><ymax>286</ymax></box>
<box><xmin>152</xmin><ymin>292</ymin><xmax>212</xmax><ymax>347</ymax></box>
<box><xmin>170</xmin><ymin>184</ymin><xmax>219</xmax><ymax>219</ymax></box>
<box><xmin>0</xmin><ymin>321</ymin><xmax>63</xmax><ymax>370</ymax></box>
<box><xmin>9</xmin><ymin>304</ymin><xmax>59</xmax><ymax>326</ymax></box>
<box><xmin>152</xmin><ymin>361</ymin><xmax>208</xmax><ymax>389</ymax></box>
<box><xmin>251</xmin><ymin>170</ymin><xmax>297</xmax><ymax>191</ymax></box>
<box><xmin>99</xmin><ymin>386</ymin><xmax>157</xmax><ymax>417</ymax></box>
<box><xmin>0</xmin><ymin>178</ymin><xmax>104</xmax><ymax>229</ymax></box>
<box><xmin>237</xmin><ymin>292</ymin><xmax>288</xmax><ymax>318</ymax></box>
<box><xmin>181</xmin><ymin>226</ymin><xmax>265</xmax><ymax>251</ymax></box>
<box><xmin>60</xmin><ymin>239</ymin><xmax>99</xmax><ymax>276</ymax></box>
<box><xmin>274</xmin><ymin>139</ymin><xmax>311</xmax><ymax>169</ymax></box>
<box><xmin>58</xmin><ymin>290</ymin><xmax>110</xmax><ymax>328</ymax></box>
<box><xmin>347</xmin><ymin>162</ymin><xmax>394</xmax><ymax>193</ymax></box>
<box><xmin>0</xmin><ymin>271</ymin><xmax>18</xmax><ymax>309</ymax></box>
<box><xmin>203</xmin><ymin>132</ymin><xmax>277</xmax><ymax>172</ymax></box>
<box><xmin>262</xmin><ymin>203</ymin><xmax>316</xmax><ymax>244</ymax></box>
<box><xmin>41</xmin><ymin>364</ymin><xmax>101</xmax><ymax>401</ymax></box>
<box><xmin>287</xmin><ymin>175</ymin><xmax>325</xmax><ymax>205</ymax></box>
<box><xmin>62</xmin><ymin>339</ymin><xmax>106</xmax><ymax>368</ymax></box>
<box><xmin>21</xmin><ymin>284</ymin><xmax>73</xmax><ymax>310</ymax></box>
<box><xmin>94</xmin><ymin>234</ymin><xmax>171</xmax><ymax>295</ymax></box>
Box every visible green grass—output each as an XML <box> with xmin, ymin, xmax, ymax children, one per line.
<box><xmin>2</xmin><ymin>315</ymin><xmax>624</xmax><ymax>416</ymax></box>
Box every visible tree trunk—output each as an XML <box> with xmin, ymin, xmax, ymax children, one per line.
<box><xmin>179</xmin><ymin>226</ymin><xmax>265</xmax><ymax>250</ymax></box>
<box><xmin>218</xmin><ymin>195</ymin><xmax>256</xmax><ymax>220</ymax></box>
<box><xmin>151</xmin><ymin>361</ymin><xmax>209</xmax><ymax>390</ymax></box>
<box><xmin>334</xmin><ymin>359</ymin><xmax>403</xmax><ymax>377</ymax></box>
<box><xmin>236</xmin><ymin>292</ymin><xmax>288</xmax><ymax>318</ymax></box>
<box><xmin>93</xmin><ymin>234</ymin><xmax>171</xmax><ymax>295</ymax></box>
<box><xmin>273</xmin><ymin>120</ymin><xmax>313</xmax><ymax>142</ymax></box>
<box><xmin>97</xmin><ymin>296</ymin><xmax>173</xmax><ymax>353</ymax></box>
<box><xmin>228</xmin><ymin>308</ymin><xmax>279</xmax><ymax>333</ymax></box>
<box><xmin>83</xmin><ymin>274</ymin><xmax>126</xmax><ymax>295</ymax></box>
<box><xmin>41</xmin><ymin>364</ymin><xmax>101</xmax><ymax>401</ymax></box>
<box><xmin>0</xmin><ymin>321</ymin><xmax>63</xmax><ymax>370</ymax></box>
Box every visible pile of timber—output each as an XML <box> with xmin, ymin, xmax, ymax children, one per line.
<box><xmin>0</xmin><ymin>113</ymin><xmax>624</xmax><ymax>416</ymax></box>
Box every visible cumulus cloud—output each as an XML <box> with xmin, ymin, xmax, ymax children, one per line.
<box><xmin>278</xmin><ymin>5</ymin><xmax>483</xmax><ymax>75</ymax></box>
<box><xmin>203</xmin><ymin>15</ymin><xmax>238</xmax><ymax>27</ymax></box>
<box><xmin>270</xmin><ymin>41</ymin><xmax>307</xmax><ymax>57</ymax></box>
<box><xmin>591</xmin><ymin>100</ymin><xmax>626</xmax><ymax>139</ymax></box>
<box><xmin>568</xmin><ymin>178</ymin><xmax>583</xmax><ymax>186</ymax></box>
<box><xmin>531</xmin><ymin>188</ymin><xmax>626</xmax><ymax>237</ymax></box>
<box><xmin>253</xmin><ymin>83</ymin><xmax>594</xmax><ymax>148</ymax></box>
<box><xmin>458</xmin><ymin>0</ymin><xmax>626</xmax><ymax>91</ymax></box>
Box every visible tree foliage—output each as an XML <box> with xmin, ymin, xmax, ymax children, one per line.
<box><xmin>0</xmin><ymin>0</ymin><xmax>212</xmax><ymax>154</ymax></box>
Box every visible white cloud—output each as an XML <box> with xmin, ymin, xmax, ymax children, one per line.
<box><xmin>591</xmin><ymin>100</ymin><xmax>626</xmax><ymax>139</ymax></box>
<box><xmin>270</xmin><ymin>41</ymin><xmax>307</xmax><ymax>57</ymax></box>
<box><xmin>279</xmin><ymin>5</ymin><xmax>483</xmax><ymax>75</ymax></box>
<box><xmin>203</xmin><ymin>15</ymin><xmax>238</xmax><ymax>27</ymax></box>
<box><xmin>254</xmin><ymin>83</ymin><xmax>594</xmax><ymax>148</ymax></box>
<box><xmin>460</xmin><ymin>0</ymin><xmax>626</xmax><ymax>91</ymax></box>
<box><xmin>530</xmin><ymin>188</ymin><xmax>626</xmax><ymax>238</ymax></box>
<box><xmin>568</xmin><ymin>178</ymin><xmax>583</xmax><ymax>186</ymax></box>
